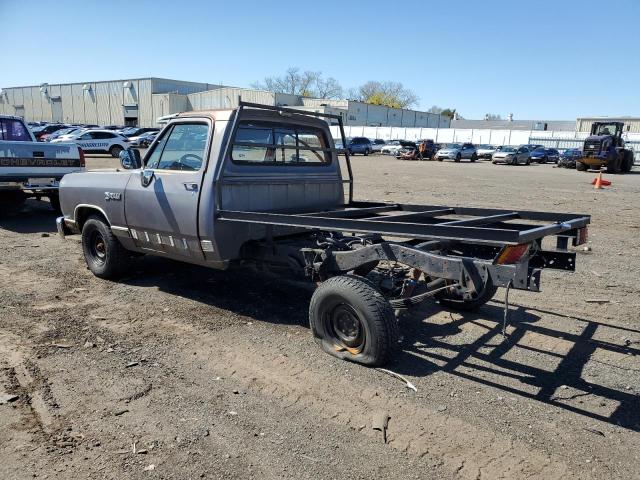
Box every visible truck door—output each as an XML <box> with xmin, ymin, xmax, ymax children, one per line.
<box><xmin>124</xmin><ymin>120</ymin><xmax>211</xmax><ymax>260</ymax></box>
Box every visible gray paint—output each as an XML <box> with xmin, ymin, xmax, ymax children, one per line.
<box><xmin>59</xmin><ymin>107</ymin><xmax>342</xmax><ymax>268</ymax></box>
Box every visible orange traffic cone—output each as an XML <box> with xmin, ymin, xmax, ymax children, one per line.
<box><xmin>591</xmin><ymin>171</ymin><xmax>611</xmax><ymax>189</ymax></box>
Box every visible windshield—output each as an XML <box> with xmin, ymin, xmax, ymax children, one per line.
<box><xmin>594</xmin><ymin>123</ymin><xmax>618</xmax><ymax>136</ymax></box>
<box><xmin>501</xmin><ymin>147</ymin><xmax>517</xmax><ymax>153</ymax></box>
<box><xmin>445</xmin><ymin>143</ymin><xmax>462</xmax><ymax>149</ymax></box>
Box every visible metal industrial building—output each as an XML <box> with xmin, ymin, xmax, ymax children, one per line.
<box><xmin>0</xmin><ymin>78</ymin><xmax>449</xmax><ymax>128</ymax></box>
<box><xmin>576</xmin><ymin>116</ymin><xmax>640</xmax><ymax>134</ymax></box>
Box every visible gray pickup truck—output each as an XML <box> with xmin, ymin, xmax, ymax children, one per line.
<box><xmin>1</xmin><ymin>115</ymin><xmax>83</xmax><ymax>212</ymax></box>
<box><xmin>57</xmin><ymin>102</ymin><xmax>590</xmax><ymax>366</ymax></box>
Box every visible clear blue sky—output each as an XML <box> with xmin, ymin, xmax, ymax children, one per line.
<box><xmin>1</xmin><ymin>0</ymin><xmax>638</xmax><ymax>120</ymax></box>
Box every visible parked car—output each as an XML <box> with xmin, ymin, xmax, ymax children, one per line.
<box><xmin>130</xmin><ymin>131</ymin><xmax>159</xmax><ymax>148</ymax></box>
<box><xmin>52</xmin><ymin>129</ymin><xmax>130</xmax><ymax>157</ymax></box>
<box><xmin>492</xmin><ymin>145</ymin><xmax>531</xmax><ymax>165</ymax></box>
<box><xmin>414</xmin><ymin>139</ymin><xmax>437</xmax><ymax>159</ymax></box>
<box><xmin>345</xmin><ymin>137</ymin><xmax>372</xmax><ymax>155</ymax></box>
<box><xmin>476</xmin><ymin>144</ymin><xmax>497</xmax><ymax>160</ymax></box>
<box><xmin>41</xmin><ymin>127</ymin><xmax>87</xmax><ymax>142</ymax></box>
<box><xmin>118</xmin><ymin>127</ymin><xmax>160</xmax><ymax>138</ymax></box>
<box><xmin>394</xmin><ymin>141</ymin><xmax>418</xmax><ymax>159</ymax></box>
<box><xmin>529</xmin><ymin>147</ymin><xmax>560</xmax><ymax>164</ymax></box>
<box><xmin>558</xmin><ymin>148</ymin><xmax>583</xmax><ymax>169</ymax></box>
<box><xmin>0</xmin><ymin>115</ymin><xmax>83</xmax><ymax>212</ymax></box>
<box><xmin>523</xmin><ymin>144</ymin><xmax>544</xmax><ymax>152</ymax></box>
<box><xmin>369</xmin><ymin>139</ymin><xmax>386</xmax><ymax>152</ymax></box>
<box><xmin>435</xmin><ymin>142</ymin><xmax>477</xmax><ymax>162</ymax></box>
<box><xmin>32</xmin><ymin>124</ymin><xmax>68</xmax><ymax>141</ymax></box>
<box><xmin>380</xmin><ymin>140</ymin><xmax>412</xmax><ymax>156</ymax></box>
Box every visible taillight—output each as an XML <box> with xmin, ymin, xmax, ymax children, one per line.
<box><xmin>78</xmin><ymin>147</ymin><xmax>85</xmax><ymax>167</ymax></box>
<box><xmin>496</xmin><ymin>243</ymin><xmax>530</xmax><ymax>264</ymax></box>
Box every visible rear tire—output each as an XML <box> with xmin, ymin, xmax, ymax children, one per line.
<box><xmin>364</xmin><ymin>148</ymin><xmax>369</xmax><ymax>156</ymax></box>
<box><xmin>81</xmin><ymin>215</ymin><xmax>130</xmax><ymax>279</ymax></box>
<box><xmin>0</xmin><ymin>191</ymin><xmax>27</xmax><ymax>213</ymax></box>
<box><xmin>309</xmin><ymin>275</ymin><xmax>398</xmax><ymax>366</ymax></box>
<box><xmin>437</xmin><ymin>276</ymin><xmax>498</xmax><ymax>312</ymax></box>
<box><xmin>576</xmin><ymin>161</ymin><xmax>587</xmax><ymax>171</ymax></box>
<box><xmin>110</xmin><ymin>145</ymin><xmax>124</xmax><ymax>158</ymax></box>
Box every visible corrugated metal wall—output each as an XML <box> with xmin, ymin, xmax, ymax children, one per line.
<box><xmin>188</xmin><ymin>87</ymin><xmax>276</xmax><ymax>110</ymax></box>
<box><xmin>0</xmin><ymin>79</ymin><xmax>449</xmax><ymax>128</ymax></box>
<box><xmin>576</xmin><ymin>118</ymin><xmax>640</xmax><ymax>134</ymax></box>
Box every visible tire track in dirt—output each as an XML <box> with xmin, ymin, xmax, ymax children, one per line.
<box><xmin>153</xmin><ymin>318</ymin><xmax>582</xmax><ymax>480</ymax></box>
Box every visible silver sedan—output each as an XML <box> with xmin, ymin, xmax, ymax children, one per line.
<box><xmin>492</xmin><ymin>146</ymin><xmax>531</xmax><ymax>165</ymax></box>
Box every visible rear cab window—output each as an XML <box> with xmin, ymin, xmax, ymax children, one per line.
<box><xmin>0</xmin><ymin>118</ymin><xmax>31</xmax><ymax>141</ymax></box>
<box><xmin>232</xmin><ymin>121</ymin><xmax>331</xmax><ymax>165</ymax></box>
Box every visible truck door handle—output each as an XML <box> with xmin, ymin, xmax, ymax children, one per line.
<box><xmin>183</xmin><ymin>182</ymin><xmax>198</xmax><ymax>192</ymax></box>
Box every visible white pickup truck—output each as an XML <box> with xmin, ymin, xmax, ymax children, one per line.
<box><xmin>0</xmin><ymin>115</ymin><xmax>84</xmax><ymax>212</ymax></box>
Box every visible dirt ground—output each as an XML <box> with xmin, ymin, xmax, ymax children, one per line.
<box><xmin>1</xmin><ymin>154</ymin><xmax>639</xmax><ymax>480</ymax></box>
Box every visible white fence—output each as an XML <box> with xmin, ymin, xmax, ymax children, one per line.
<box><xmin>329</xmin><ymin>125</ymin><xmax>640</xmax><ymax>147</ymax></box>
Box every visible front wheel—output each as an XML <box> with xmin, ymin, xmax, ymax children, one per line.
<box><xmin>48</xmin><ymin>192</ymin><xmax>61</xmax><ymax>213</ymax></box>
<box><xmin>309</xmin><ymin>275</ymin><xmax>398</xmax><ymax>366</ymax></box>
<box><xmin>81</xmin><ymin>215</ymin><xmax>130</xmax><ymax>279</ymax></box>
<box><xmin>470</xmin><ymin>153</ymin><xmax>477</xmax><ymax>162</ymax></box>
<box><xmin>576</xmin><ymin>161</ymin><xmax>587</xmax><ymax>171</ymax></box>
<box><xmin>455</xmin><ymin>153</ymin><xmax>461</xmax><ymax>162</ymax></box>
<box><xmin>364</xmin><ymin>148</ymin><xmax>369</xmax><ymax>156</ymax></box>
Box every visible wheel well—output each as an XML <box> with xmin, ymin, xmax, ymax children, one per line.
<box><xmin>75</xmin><ymin>207</ymin><xmax>109</xmax><ymax>230</ymax></box>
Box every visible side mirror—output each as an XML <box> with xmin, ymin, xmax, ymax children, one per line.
<box><xmin>119</xmin><ymin>148</ymin><xmax>142</xmax><ymax>170</ymax></box>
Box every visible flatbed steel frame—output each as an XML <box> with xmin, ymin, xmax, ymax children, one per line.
<box><xmin>222</xmin><ymin>102</ymin><xmax>590</xmax><ymax>248</ymax></box>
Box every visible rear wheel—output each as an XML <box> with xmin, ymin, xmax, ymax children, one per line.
<box><xmin>525</xmin><ymin>156</ymin><xmax>531</xmax><ymax>165</ymax></box>
<box><xmin>576</xmin><ymin>161</ymin><xmax>587</xmax><ymax>171</ymax></box>
<box><xmin>109</xmin><ymin>145</ymin><xmax>124</xmax><ymax>158</ymax></box>
<box><xmin>436</xmin><ymin>276</ymin><xmax>498</xmax><ymax>312</ymax></box>
<box><xmin>0</xmin><ymin>191</ymin><xmax>27</xmax><ymax>213</ymax></box>
<box><xmin>81</xmin><ymin>215</ymin><xmax>130</xmax><ymax>279</ymax></box>
<box><xmin>309</xmin><ymin>275</ymin><xmax>398</xmax><ymax>366</ymax></box>
<box><xmin>623</xmin><ymin>150</ymin><xmax>634</xmax><ymax>173</ymax></box>
<box><xmin>364</xmin><ymin>148</ymin><xmax>369</xmax><ymax>156</ymax></box>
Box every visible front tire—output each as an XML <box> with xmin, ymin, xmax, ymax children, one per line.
<box><xmin>364</xmin><ymin>148</ymin><xmax>369</xmax><ymax>156</ymax></box>
<box><xmin>48</xmin><ymin>192</ymin><xmax>61</xmax><ymax>213</ymax></box>
<box><xmin>576</xmin><ymin>161</ymin><xmax>587</xmax><ymax>171</ymax></box>
<box><xmin>455</xmin><ymin>153</ymin><xmax>461</xmax><ymax>162</ymax></box>
<box><xmin>81</xmin><ymin>215</ymin><xmax>130</xmax><ymax>279</ymax></box>
<box><xmin>309</xmin><ymin>275</ymin><xmax>398</xmax><ymax>366</ymax></box>
<box><xmin>470</xmin><ymin>153</ymin><xmax>477</xmax><ymax>162</ymax></box>
<box><xmin>110</xmin><ymin>145</ymin><xmax>124</xmax><ymax>158</ymax></box>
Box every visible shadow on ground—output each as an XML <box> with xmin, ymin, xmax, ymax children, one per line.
<box><xmin>117</xmin><ymin>255</ymin><xmax>640</xmax><ymax>432</ymax></box>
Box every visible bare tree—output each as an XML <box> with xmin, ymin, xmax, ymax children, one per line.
<box><xmin>314</xmin><ymin>76</ymin><xmax>343</xmax><ymax>99</ymax></box>
<box><xmin>252</xmin><ymin>68</ymin><xmax>342</xmax><ymax>98</ymax></box>
<box><xmin>350</xmin><ymin>81</ymin><xmax>418</xmax><ymax>109</ymax></box>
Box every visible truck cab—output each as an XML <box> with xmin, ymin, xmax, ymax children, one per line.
<box><xmin>58</xmin><ymin>106</ymin><xmax>343</xmax><ymax>268</ymax></box>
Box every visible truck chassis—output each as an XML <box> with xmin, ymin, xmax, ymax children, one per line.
<box><xmin>211</xmin><ymin>103</ymin><xmax>591</xmax><ymax>365</ymax></box>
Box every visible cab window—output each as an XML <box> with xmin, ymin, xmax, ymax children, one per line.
<box><xmin>232</xmin><ymin>121</ymin><xmax>330</xmax><ymax>165</ymax></box>
<box><xmin>0</xmin><ymin>119</ymin><xmax>31</xmax><ymax>141</ymax></box>
<box><xmin>145</xmin><ymin>123</ymin><xmax>209</xmax><ymax>171</ymax></box>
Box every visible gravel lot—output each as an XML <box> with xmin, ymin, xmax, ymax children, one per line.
<box><xmin>1</xmin><ymin>154</ymin><xmax>639</xmax><ymax>479</ymax></box>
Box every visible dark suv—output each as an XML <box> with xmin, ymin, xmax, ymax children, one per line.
<box><xmin>347</xmin><ymin>137</ymin><xmax>372</xmax><ymax>156</ymax></box>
